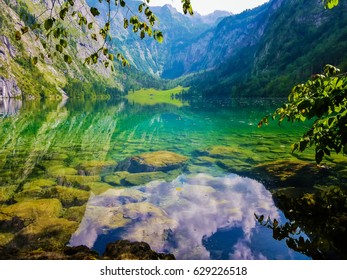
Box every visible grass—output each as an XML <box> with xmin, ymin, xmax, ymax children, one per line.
<box><xmin>126</xmin><ymin>86</ymin><xmax>189</xmax><ymax>107</ymax></box>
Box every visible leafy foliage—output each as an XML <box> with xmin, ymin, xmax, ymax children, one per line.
<box><xmin>323</xmin><ymin>0</ymin><xmax>339</xmax><ymax>9</ymax></box>
<box><xmin>259</xmin><ymin>65</ymin><xmax>347</xmax><ymax>163</ymax></box>
<box><xmin>258</xmin><ymin>1</ymin><xmax>347</xmax><ymax>164</ymax></box>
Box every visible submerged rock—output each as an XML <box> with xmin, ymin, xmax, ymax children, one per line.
<box><xmin>103</xmin><ymin>240</ymin><xmax>175</xmax><ymax>260</ymax></box>
<box><xmin>121</xmin><ymin>151</ymin><xmax>188</xmax><ymax>173</ymax></box>
<box><xmin>77</xmin><ymin>160</ymin><xmax>117</xmax><ymax>176</ymax></box>
<box><xmin>104</xmin><ymin>171</ymin><xmax>167</xmax><ymax>186</ymax></box>
<box><xmin>253</xmin><ymin>159</ymin><xmax>330</xmax><ymax>190</ymax></box>
<box><xmin>0</xmin><ymin>240</ymin><xmax>175</xmax><ymax>260</ymax></box>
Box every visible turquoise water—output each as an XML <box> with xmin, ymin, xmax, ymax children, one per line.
<box><xmin>0</xmin><ymin>97</ymin><xmax>317</xmax><ymax>259</ymax></box>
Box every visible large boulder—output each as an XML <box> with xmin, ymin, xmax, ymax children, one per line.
<box><xmin>121</xmin><ymin>151</ymin><xmax>188</xmax><ymax>173</ymax></box>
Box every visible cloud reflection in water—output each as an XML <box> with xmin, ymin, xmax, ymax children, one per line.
<box><xmin>70</xmin><ymin>173</ymin><xmax>305</xmax><ymax>259</ymax></box>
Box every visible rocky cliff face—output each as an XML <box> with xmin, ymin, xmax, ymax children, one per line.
<box><xmin>184</xmin><ymin>0</ymin><xmax>347</xmax><ymax>98</ymax></box>
<box><xmin>0</xmin><ymin>0</ymin><xmax>121</xmax><ymax>100</ymax></box>
<box><xmin>0</xmin><ymin>76</ymin><xmax>22</xmax><ymax>98</ymax></box>
<box><xmin>161</xmin><ymin>3</ymin><xmax>271</xmax><ymax>79</ymax></box>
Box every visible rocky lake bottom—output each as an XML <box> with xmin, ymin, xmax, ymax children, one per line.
<box><xmin>0</xmin><ymin>98</ymin><xmax>346</xmax><ymax>259</ymax></box>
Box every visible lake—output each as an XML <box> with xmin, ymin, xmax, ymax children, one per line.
<box><xmin>0</xmin><ymin>96</ymin><xmax>346</xmax><ymax>259</ymax></box>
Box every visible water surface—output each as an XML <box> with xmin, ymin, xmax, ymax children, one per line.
<box><xmin>0</xmin><ymin>97</ymin><xmax>325</xmax><ymax>259</ymax></box>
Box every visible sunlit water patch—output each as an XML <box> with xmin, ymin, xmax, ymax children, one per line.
<box><xmin>70</xmin><ymin>173</ymin><xmax>310</xmax><ymax>260</ymax></box>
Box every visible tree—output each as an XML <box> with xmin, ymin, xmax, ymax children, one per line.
<box><xmin>258</xmin><ymin>65</ymin><xmax>347</xmax><ymax>164</ymax></box>
<box><xmin>258</xmin><ymin>0</ymin><xmax>347</xmax><ymax>164</ymax></box>
<box><xmin>15</xmin><ymin>0</ymin><xmax>193</xmax><ymax>70</ymax></box>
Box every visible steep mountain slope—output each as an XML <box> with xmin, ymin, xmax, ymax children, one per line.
<box><xmin>0</xmin><ymin>0</ymin><xmax>123</xmax><ymax>99</ymax></box>
<box><xmin>162</xmin><ymin>3</ymin><xmax>271</xmax><ymax>79</ymax></box>
<box><xmin>181</xmin><ymin>0</ymin><xmax>347</xmax><ymax>98</ymax></box>
<box><xmin>86</xmin><ymin>0</ymin><xmax>230</xmax><ymax>77</ymax></box>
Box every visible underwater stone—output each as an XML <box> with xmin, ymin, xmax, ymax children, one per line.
<box><xmin>54</xmin><ymin>186</ymin><xmax>90</xmax><ymax>208</ymax></box>
<box><xmin>124</xmin><ymin>151</ymin><xmax>188</xmax><ymax>173</ymax></box>
<box><xmin>104</xmin><ymin>171</ymin><xmax>130</xmax><ymax>186</ymax></box>
<box><xmin>60</xmin><ymin>175</ymin><xmax>101</xmax><ymax>187</ymax></box>
<box><xmin>204</xmin><ymin>145</ymin><xmax>243</xmax><ymax>158</ymax></box>
<box><xmin>1</xmin><ymin>198</ymin><xmax>63</xmax><ymax>220</ymax></box>
<box><xmin>84</xmin><ymin>182</ymin><xmax>115</xmax><ymax>195</ymax></box>
<box><xmin>78</xmin><ymin>160</ymin><xmax>117</xmax><ymax>176</ymax></box>
<box><xmin>103</xmin><ymin>240</ymin><xmax>175</xmax><ymax>260</ymax></box>
<box><xmin>62</xmin><ymin>205</ymin><xmax>87</xmax><ymax>223</ymax></box>
<box><xmin>47</xmin><ymin>165</ymin><xmax>78</xmax><ymax>177</ymax></box>
<box><xmin>0</xmin><ymin>185</ymin><xmax>17</xmax><ymax>203</ymax></box>
<box><xmin>122</xmin><ymin>172</ymin><xmax>167</xmax><ymax>186</ymax></box>
<box><xmin>13</xmin><ymin>179</ymin><xmax>57</xmax><ymax>201</ymax></box>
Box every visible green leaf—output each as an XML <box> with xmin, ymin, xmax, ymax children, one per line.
<box><xmin>91</xmin><ymin>33</ymin><xmax>97</xmax><ymax>41</ymax></box>
<box><xmin>60</xmin><ymin>39</ymin><xmax>68</xmax><ymax>48</ymax></box>
<box><xmin>123</xmin><ymin>19</ymin><xmax>129</xmax><ymax>29</ymax></box>
<box><xmin>32</xmin><ymin>56</ymin><xmax>38</xmax><ymax>65</ymax></box>
<box><xmin>44</xmin><ymin>18</ymin><xmax>54</xmax><ymax>31</ymax></box>
<box><xmin>21</xmin><ymin>26</ymin><xmax>29</xmax><ymax>34</ymax></box>
<box><xmin>15</xmin><ymin>30</ymin><xmax>21</xmax><ymax>41</ymax></box>
<box><xmin>155</xmin><ymin>31</ymin><xmax>163</xmax><ymax>43</ymax></box>
<box><xmin>120</xmin><ymin>0</ymin><xmax>126</xmax><ymax>7</ymax></box>
<box><xmin>108</xmin><ymin>53</ymin><xmax>114</xmax><ymax>61</ymax></box>
<box><xmin>59</xmin><ymin>8</ymin><xmax>68</xmax><ymax>20</ymax></box>
<box><xmin>88</xmin><ymin>22</ymin><xmax>93</xmax><ymax>30</ymax></box>
<box><xmin>56</xmin><ymin>44</ymin><xmax>63</xmax><ymax>53</ymax></box>
<box><xmin>90</xmin><ymin>7</ymin><xmax>100</xmax><ymax>16</ymax></box>
<box><xmin>64</xmin><ymin>54</ymin><xmax>72</xmax><ymax>64</ymax></box>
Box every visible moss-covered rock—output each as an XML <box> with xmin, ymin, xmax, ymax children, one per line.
<box><xmin>0</xmin><ymin>233</ymin><xmax>14</xmax><ymax>247</ymax></box>
<box><xmin>103</xmin><ymin>240</ymin><xmax>175</xmax><ymax>260</ymax></box>
<box><xmin>104</xmin><ymin>171</ymin><xmax>167</xmax><ymax>186</ymax></box>
<box><xmin>253</xmin><ymin>159</ymin><xmax>331</xmax><ymax>190</ymax></box>
<box><xmin>125</xmin><ymin>151</ymin><xmax>188</xmax><ymax>172</ymax></box>
<box><xmin>13</xmin><ymin>179</ymin><xmax>56</xmax><ymax>201</ymax></box>
<box><xmin>84</xmin><ymin>182</ymin><xmax>114</xmax><ymax>195</ymax></box>
<box><xmin>104</xmin><ymin>171</ymin><xmax>130</xmax><ymax>186</ymax></box>
<box><xmin>11</xmin><ymin>217</ymin><xmax>78</xmax><ymax>252</ymax></box>
<box><xmin>58</xmin><ymin>175</ymin><xmax>101</xmax><ymax>189</ymax></box>
<box><xmin>54</xmin><ymin>186</ymin><xmax>90</xmax><ymax>208</ymax></box>
<box><xmin>47</xmin><ymin>165</ymin><xmax>78</xmax><ymax>177</ymax></box>
<box><xmin>122</xmin><ymin>172</ymin><xmax>167</xmax><ymax>186</ymax></box>
<box><xmin>1</xmin><ymin>199</ymin><xmax>63</xmax><ymax>221</ymax></box>
<box><xmin>77</xmin><ymin>160</ymin><xmax>117</xmax><ymax>176</ymax></box>
<box><xmin>204</xmin><ymin>145</ymin><xmax>243</xmax><ymax>158</ymax></box>
<box><xmin>62</xmin><ymin>205</ymin><xmax>86</xmax><ymax>222</ymax></box>
<box><xmin>0</xmin><ymin>185</ymin><xmax>17</xmax><ymax>203</ymax></box>
<box><xmin>216</xmin><ymin>158</ymin><xmax>252</xmax><ymax>174</ymax></box>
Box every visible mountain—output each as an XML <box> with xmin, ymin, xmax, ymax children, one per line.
<box><xmin>2</xmin><ymin>0</ymin><xmax>347</xmax><ymax>100</ymax></box>
<box><xmin>86</xmin><ymin>0</ymin><xmax>230</xmax><ymax>77</ymax></box>
<box><xmin>177</xmin><ymin>0</ymin><xmax>347</xmax><ymax>98</ymax></box>
<box><xmin>0</xmin><ymin>0</ymin><xmax>124</xmax><ymax>100</ymax></box>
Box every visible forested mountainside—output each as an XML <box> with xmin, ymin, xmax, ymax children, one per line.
<box><xmin>180</xmin><ymin>0</ymin><xmax>347</xmax><ymax>98</ymax></box>
<box><xmin>0</xmin><ymin>0</ymin><xmax>229</xmax><ymax>99</ymax></box>
<box><xmin>1</xmin><ymin>0</ymin><xmax>347</xmax><ymax>100</ymax></box>
<box><xmin>0</xmin><ymin>0</ymin><xmax>126</xmax><ymax>99</ymax></box>
<box><xmin>86</xmin><ymin>0</ymin><xmax>230</xmax><ymax>77</ymax></box>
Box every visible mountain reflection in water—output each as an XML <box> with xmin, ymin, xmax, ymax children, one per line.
<box><xmin>70</xmin><ymin>173</ymin><xmax>310</xmax><ymax>260</ymax></box>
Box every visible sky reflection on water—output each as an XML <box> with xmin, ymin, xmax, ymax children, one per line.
<box><xmin>70</xmin><ymin>173</ymin><xmax>310</xmax><ymax>260</ymax></box>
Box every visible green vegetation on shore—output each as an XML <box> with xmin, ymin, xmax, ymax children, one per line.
<box><xmin>126</xmin><ymin>86</ymin><xmax>189</xmax><ymax>106</ymax></box>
